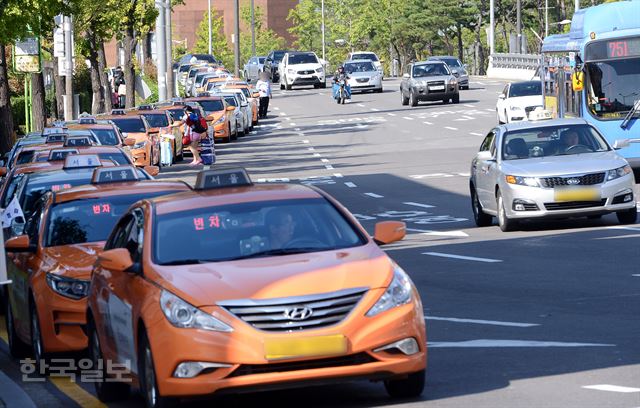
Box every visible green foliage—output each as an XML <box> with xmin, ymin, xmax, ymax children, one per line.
<box><xmin>239</xmin><ymin>5</ymin><xmax>286</xmax><ymax>65</ymax></box>
<box><xmin>192</xmin><ymin>10</ymin><xmax>233</xmax><ymax>68</ymax></box>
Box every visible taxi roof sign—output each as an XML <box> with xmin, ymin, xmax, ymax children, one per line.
<box><xmin>45</xmin><ymin>134</ymin><xmax>67</xmax><ymax>143</ymax></box>
<box><xmin>78</xmin><ymin>117</ymin><xmax>98</xmax><ymax>125</ymax></box>
<box><xmin>110</xmin><ymin>109</ymin><xmax>126</xmax><ymax>115</ymax></box>
<box><xmin>194</xmin><ymin>167</ymin><xmax>252</xmax><ymax>190</ymax></box>
<box><xmin>92</xmin><ymin>166</ymin><xmax>139</xmax><ymax>184</ymax></box>
<box><xmin>64</xmin><ymin>136</ymin><xmax>94</xmax><ymax>147</ymax></box>
<box><xmin>48</xmin><ymin>148</ymin><xmax>79</xmax><ymax>161</ymax></box>
<box><xmin>63</xmin><ymin>154</ymin><xmax>101</xmax><ymax>169</ymax></box>
<box><xmin>137</xmin><ymin>105</ymin><xmax>153</xmax><ymax>111</ymax></box>
<box><xmin>43</xmin><ymin>127</ymin><xmax>67</xmax><ymax>136</ymax></box>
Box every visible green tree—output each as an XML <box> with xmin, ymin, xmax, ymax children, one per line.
<box><xmin>240</xmin><ymin>5</ymin><xmax>286</xmax><ymax>65</ymax></box>
<box><xmin>192</xmin><ymin>10</ymin><xmax>233</xmax><ymax>69</ymax></box>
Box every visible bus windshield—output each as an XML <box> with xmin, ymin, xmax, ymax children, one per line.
<box><xmin>585</xmin><ymin>57</ymin><xmax>640</xmax><ymax>119</ymax></box>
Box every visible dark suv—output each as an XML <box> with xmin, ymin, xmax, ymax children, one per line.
<box><xmin>264</xmin><ymin>50</ymin><xmax>292</xmax><ymax>82</ymax></box>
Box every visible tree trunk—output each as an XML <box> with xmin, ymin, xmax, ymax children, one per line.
<box><xmin>457</xmin><ymin>24</ymin><xmax>464</xmax><ymax>62</ymax></box>
<box><xmin>31</xmin><ymin>72</ymin><xmax>46</xmax><ymax>131</ymax></box>
<box><xmin>124</xmin><ymin>27</ymin><xmax>137</xmax><ymax>108</ymax></box>
<box><xmin>558</xmin><ymin>0</ymin><xmax>567</xmax><ymax>22</ymax></box>
<box><xmin>475</xmin><ymin>4</ymin><xmax>487</xmax><ymax>75</ymax></box>
<box><xmin>53</xmin><ymin>56</ymin><xmax>65</xmax><ymax>119</ymax></box>
<box><xmin>86</xmin><ymin>29</ymin><xmax>105</xmax><ymax>114</ymax></box>
<box><xmin>97</xmin><ymin>41</ymin><xmax>112</xmax><ymax>112</ymax></box>
<box><xmin>0</xmin><ymin>44</ymin><xmax>14</xmax><ymax>154</ymax></box>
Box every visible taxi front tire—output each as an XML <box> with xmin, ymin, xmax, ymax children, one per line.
<box><xmin>30</xmin><ymin>299</ymin><xmax>47</xmax><ymax>367</ymax></box>
<box><xmin>401</xmin><ymin>88</ymin><xmax>409</xmax><ymax>105</ymax></box>
<box><xmin>139</xmin><ymin>329</ymin><xmax>176</xmax><ymax>408</ymax></box>
<box><xmin>88</xmin><ymin>316</ymin><xmax>130</xmax><ymax>402</ymax></box>
<box><xmin>497</xmin><ymin>191</ymin><xmax>518</xmax><ymax>232</ymax></box>
<box><xmin>471</xmin><ymin>185</ymin><xmax>493</xmax><ymax>227</ymax></box>
<box><xmin>5</xmin><ymin>294</ymin><xmax>29</xmax><ymax>358</ymax></box>
<box><xmin>384</xmin><ymin>369</ymin><xmax>425</xmax><ymax>398</ymax></box>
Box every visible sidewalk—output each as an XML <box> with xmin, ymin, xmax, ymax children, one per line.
<box><xmin>0</xmin><ymin>370</ymin><xmax>37</xmax><ymax>408</ymax></box>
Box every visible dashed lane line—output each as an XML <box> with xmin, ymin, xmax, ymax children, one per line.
<box><xmin>273</xmin><ymin>107</ymin><xmax>280</xmax><ymax>110</ymax></box>
<box><xmin>403</xmin><ymin>116</ymin><xmax>414</xmax><ymax>120</ymax></box>
<box><xmin>321</xmin><ymin>158</ymin><xmax>330</xmax><ymax>163</ymax></box>
<box><xmin>325</xmin><ymin>165</ymin><xmax>334</xmax><ymax>170</ymax></box>
<box><xmin>470</xmin><ymin>132</ymin><xmax>483</xmax><ymax>136</ymax></box>
<box><xmin>426</xmin><ymin>316</ymin><xmax>539</xmax><ymax>327</ymax></box>
<box><xmin>407</xmin><ymin>228</ymin><xmax>468</xmax><ymax>237</ymax></box>
<box><xmin>345</xmin><ymin>182</ymin><xmax>357</xmax><ymax>188</ymax></box>
<box><xmin>403</xmin><ymin>201</ymin><xmax>435</xmax><ymax>209</ymax></box>
<box><xmin>444</xmin><ymin>126</ymin><xmax>458</xmax><ymax>131</ymax></box>
<box><xmin>357</xmin><ymin>103</ymin><xmax>365</xmax><ymax>107</ymax></box>
<box><xmin>423</xmin><ymin>121</ymin><xmax>433</xmax><ymax>125</ymax></box>
<box><xmin>387</xmin><ymin>113</ymin><xmax>397</xmax><ymax>116</ymax></box>
<box><xmin>464</xmin><ymin>104</ymin><xmax>475</xmax><ymax>107</ymax></box>
<box><xmin>364</xmin><ymin>192</ymin><xmax>384</xmax><ymax>198</ymax></box>
<box><xmin>582</xmin><ymin>385</ymin><xmax>640</xmax><ymax>393</ymax></box>
<box><xmin>423</xmin><ymin>252</ymin><xmax>502</xmax><ymax>263</ymax></box>
<box><xmin>333</xmin><ymin>173</ymin><xmax>343</xmax><ymax>178</ymax></box>
<box><xmin>279</xmin><ymin>112</ymin><xmax>286</xmax><ymax>116</ymax></box>
<box><xmin>370</xmin><ymin>108</ymin><xmax>380</xmax><ymax>111</ymax></box>
<box><xmin>429</xmin><ymin>340</ymin><xmax>615</xmax><ymax>348</ymax></box>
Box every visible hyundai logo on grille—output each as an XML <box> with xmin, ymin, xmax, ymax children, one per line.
<box><xmin>566</xmin><ymin>178</ymin><xmax>581</xmax><ymax>185</ymax></box>
<box><xmin>283</xmin><ymin>306</ymin><xmax>313</xmax><ymax>321</ymax></box>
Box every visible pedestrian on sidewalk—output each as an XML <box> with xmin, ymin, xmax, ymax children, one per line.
<box><xmin>117</xmin><ymin>82</ymin><xmax>127</xmax><ymax>108</ymax></box>
<box><xmin>256</xmin><ymin>72</ymin><xmax>272</xmax><ymax>119</ymax></box>
<box><xmin>182</xmin><ymin>106</ymin><xmax>204</xmax><ymax>166</ymax></box>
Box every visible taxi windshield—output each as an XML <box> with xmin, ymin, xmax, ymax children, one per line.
<box><xmin>111</xmin><ymin>118</ymin><xmax>146</xmax><ymax>133</ymax></box>
<box><xmin>502</xmin><ymin>124</ymin><xmax>610</xmax><ymax>160</ymax></box>
<box><xmin>34</xmin><ymin>152</ymin><xmax>130</xmax><ymax>165</ymax></box>
<box><xmin>198</xmin><ymin>100</ymin><xmax>225</xmax><ymax>114</ymax></box>
<box><xmin>345</xmin><ymin>61</ymin><xmax>375</xmax><ymax>73</ymax></box>
<box><xmin>22</xmin><ymin>175</ymin><xmax>94</xmax><ymax>219</ymax></box>
<box><xmin>89</xmin><ymin>129</ymin><xmax>120</xmax><ymax>145</ymax></box>
<box><xmin>141</xmin><ymin>113</ymin><xmax>169</xmax><ymax>128</ymax></box>
<box><xmin>45</xmin><ymin>192</ymin><xmax>172</xmax><ymax>246</ymax></box>
<box><xmin>224</xmin><ymin>97</ymin><xmax>237</xmax><ymax>107</ymax></box>
<box><xmin>153</xmin><ymin>198</ymin><xmax>366</xmax><ymax>265</ymax></box>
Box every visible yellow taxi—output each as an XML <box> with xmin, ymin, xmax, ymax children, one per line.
<box><xmin>3</xmin><ymin>164</ymin><xmax>190</xmax><ymax>362</ymax></box>
<box><xmin>87</xmin><ymin>167</ymin><xmax>427</xmax><ymax>405</ymax></box>
<box><xmin>103</xmin><ymin>113</ymin><xmax>160</xmax><ymax>167</ymax></box>
<box><xmin>185</xmin><ymin>96</ymin><xmax>236</xmax><ymax>143</ymax></box>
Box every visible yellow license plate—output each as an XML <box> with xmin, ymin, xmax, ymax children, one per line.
<box><xmin>264</xmin><ymin>335</ymin><xmax>348</xmax><ymax>361</ymax></box>
<box><xmin>554</xmin><ymin>187</ymin><xmax>600</xmax><ymax>202</ymax></box>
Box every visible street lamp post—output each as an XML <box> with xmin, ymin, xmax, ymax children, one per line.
<box><xmin>321</xmin><ymin>0</ymin><xmax>326</xmax><ymax>62</ymax></box>
<box><xmin>208</xmin><ymin>0</ymin><xmax>212</xmax><ymax>55</ymax></box>
<box><xmin>234</xmin><ymin>0</ymin><xmax>240</xmax><ymax>76</ymax></box>
<box><xmin>165</xmin><ymin>0</ymin><xmax>173</xmax><ymax>98</ymax></box>
<box><xmin>155</xmin><ymin>0</ymin><xmax>167</xmax><ymax>101</ymax></box>
<box><xmin>251</xmin><ymin>0</ymin><xmax>256</xmax><ymax>57</ymax></box>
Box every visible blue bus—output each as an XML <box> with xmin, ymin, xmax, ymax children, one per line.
<box><xmin>541</xmin><ymin>1</ymin><xmax>640</xmax><ymax>176</ymax></box>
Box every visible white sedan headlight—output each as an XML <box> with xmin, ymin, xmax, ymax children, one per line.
<box><xmin>509</xmin><ymin>106</ymin><xmax>522</xmax><ymax>111</ymax></box>
<box><xmin>366</xmin><ymin>263</ymin><xmax>414</xmax><ymax>317</ymax></box>
<box><xmin>607</xmin><ymin>165</ymin><xmax>632</xmax><ymax>181</ymax></box>
<box><xmin>316</xmin><ymin>67</ymin><xmax>323</xmax><ymax>73</ymax></box>
<box><xmin>160</xmin><ymin>290</ymin><xmax>233</xmax><ymax>332</ymax></box>
<box><xmin>505</xmin><ymin>175</ymin><xmax>540</xmax><ymax>187</ymax></box>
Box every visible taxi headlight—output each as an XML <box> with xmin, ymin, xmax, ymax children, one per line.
<box><xmin>46</xmin><ymin>273</ymin><xmax>90</xmax><ymax>300</ymax></box>
<box><xmin>450</xmin><ymin>78</ymin><xmax>457</xmax><ymax>85</ymax></box>
<box><xmin>213</xmin><ymin>116</ymin><xmax>225</xmax><ymax>125</ymax></box>
<box><xmin>160</xmin><ymin>290</ymin><xmax>233</xmax><ymax>332</ymax></box>
<box><xmin>505</xmin><ymin>175</ymin><xmax>540</xmax><ymax>187</ymax></box>
<box><xmin>133</xmin><ymin>141</ymin><xmax>147</xmax><ymax>149</ymax></box>
<box><xmin>606</xmin><ymin>165</ymin><xmax>631</xmax><ymax>181</ymax></box>
<box><xmin>366</xmin><ymin>263</ymin><xmax>413</xmax><ymax>317</ymax></box>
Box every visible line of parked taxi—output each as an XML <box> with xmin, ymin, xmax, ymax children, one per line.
<box><xmin>1</xmin><ymin>121</ymin><xmax>427</xmax><ymax>406</ymax></box>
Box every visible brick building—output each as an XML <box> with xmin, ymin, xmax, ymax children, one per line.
<box><xmin>105</xmin><ymin>0</ymin><xmax>298</xmax><ymax>67</ymax></box>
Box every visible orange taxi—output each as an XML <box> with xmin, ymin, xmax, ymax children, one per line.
<box><xmin>3</xmin><ymin>164</ymin><xmax>190</xmax><ymax>361</ymax></box>
<box><xmin>103</xmin><ymin>114</ymin><xmax>160</xmax><ymax>167</ymax></box>
<box><xmin>185</xmin><ymin>96</ymin><xmax>236</xmax><ymax>143</ymax></box>
<box><xmin>128</xmin><ymin>107</ymin><xmax>184</xmax><ymax>163</ymax></box>
<box><xmin>65</xmin><ymin>117</ymin><xmax>129</xmax><ymax>147</ymax></box>
<box><xmin>87</xmin><ymin>167</ymin><xmax>427</xmax><ymax>405</ymax></box>
<box><xmin>223</xmin><ymin>83</ymin><xmax>260</xmax><ymax>126</ymax></box>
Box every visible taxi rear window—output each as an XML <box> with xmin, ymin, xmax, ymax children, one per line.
<box><xmin>198</xmin><ymin>100</ymin><xmax>225</xmax><ymax>114</ymax></box>
<box><xmin>141</xmin><ymin>113</ymin><xmax>169</xmax><ymax>128</ymax></box>
<box><xmin>45</xmin><ymin>192</ymin><xmax>177</xmax><ymax>247</ymax></box>
<box><xmin>153</xmin><ymin>198</ymin><xmax>366</xmax><ymax>265</ymax></box>
<box><xmin>89</xmin><ymin>129</ymin><xmax>120</xmax><ymax>145</ymax></box>
<box><xmin>35</xmin><ymin>152</ymin><xmax>130</xmax><ymax>165</ymax></box>
<box><xmin>16</xmin><ymin>150</ymin><xmax>36</xmax><ymax>165</ymax></box>
<box><xmin>111</xmin><ymin>118</ymin><xmax>146</xmax><ymax>133</ymax></box>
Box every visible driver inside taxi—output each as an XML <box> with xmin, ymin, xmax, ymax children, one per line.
<box><xmin>266</xmin><ymin>208</ymin><xmax>296</xmax><ymax>249</ymax></box>
<box><xmin>560</xmin><ymin>130</ymin><xmax>580</xmax><ymax>151</ymax></box>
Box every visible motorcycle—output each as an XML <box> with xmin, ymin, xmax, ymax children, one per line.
<box><xmin>332</xmin><ymin>77</ymin><xmax>350</xmax><ymax>105</ymax></box>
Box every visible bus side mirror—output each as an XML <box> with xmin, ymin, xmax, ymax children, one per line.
<box><xmin>571</xmin><ymin>72</ymin><xmax>584</xmax><ymax>92</ymax></box>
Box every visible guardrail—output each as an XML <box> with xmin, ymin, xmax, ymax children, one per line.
<box><xmin>487</xmin><ymin>53</ymin><xmax>542</xmax><ymax>80</ymax></box>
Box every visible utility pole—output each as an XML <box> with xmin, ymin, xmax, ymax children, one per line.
<box><xmin>489</xmin><ymin>0</ymin><xmax>495</xmax><ymax>54</ymax></box>
<box><xmin>155</xmin><ymin>0</ymin><xmax>167</xmax><ymax>101</ymax></box>
<box><xmin>251</xmin><ymin>0</ymin><xmax>256</xmax><ymax>57</ymax></box>
<box><xmin>208</xmin><ymin>0</ymin><xmax>212</xmax><ymax>55</ymax></box>
<box><xmin>575</xmin><ymin>0</ymin><xmax>579</xmax><ymax>12</ymax></box>
<box><xmin>321</xmin><ymin>0</ymin><xmax>326</xmax><ymax>62</ymax></box>
<box><xmin>166</xmin><ymin>0</ymin><xmax>173</xmax><ymax>98</ymax></box>
<box><xmin>545</xmin><ymin>0</ymin><xmax>549</xmax><ymax>37</ymax></box>
<box><xmin>516</xmin><ymin>0</ymin><xmax>522</xmax><ymax>53</ymax></box>
<box><xmin>63</xmin><ymin>15</ymin><xmax>74</xmax><ymax>120</ymax></box>
<box><xmin>234</xmin><ymin>0</ymin><xmax>240</xmax><ymax>76</ymax></box>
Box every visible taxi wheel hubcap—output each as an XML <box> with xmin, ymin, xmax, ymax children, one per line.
<box><xmin>31</xmin><ymin>308</ymin><xmax>42</xmax><ymax>361</ymax></box>
<box><xmin>144</xmin><ymin>346</ymin><xmax>157</xmax><ymax>406</ymax></box>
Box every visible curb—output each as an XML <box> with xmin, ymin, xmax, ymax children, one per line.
<box><xmin>0</xmin><ymin>370</ymin><xmax>37</xmax><ymax>408</ymax></box>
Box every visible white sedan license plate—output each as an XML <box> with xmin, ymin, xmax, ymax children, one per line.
<box><xmin>429</xmin><ymin>85</ymin><xmax>445</xmax><ymax>91</ymax></box>
<box><xmin>554</xmin><ymin>187</ymin><xmax>600</xmax><ymax>202</ymax></box>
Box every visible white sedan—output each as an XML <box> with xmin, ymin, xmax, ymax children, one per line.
<box><xmin>496</xmin><ymin>81</ymin><xmax>544</xmax><ymax>124</ymax></box>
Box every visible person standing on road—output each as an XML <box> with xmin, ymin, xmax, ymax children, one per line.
<box><xmin>117</xmin><ymin>81</ymin><xmax>127</xmax><ymax>108</ymax></box>
<box><xmin>256</xmin><ymin>72</ymin><xmax>272</xmax><ymax>119</ymax></box>
<box><xmin>183</xmin><ymin>106</ymin><xmax>204</xmax><ymax>165</ymax></box>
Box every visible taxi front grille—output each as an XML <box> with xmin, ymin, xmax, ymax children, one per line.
<box><xmin>356</xmin><ymin>77</ymin><xmax>369</xmax><ymax>83</ymax></box>
<box><xmin>544</xmin><ymin>199</ymin><xmax>607</xmax><ymax>211</ymax></box>
<box><xmin>427</xmin><ymin>81</ymin><xmax>445</xmax><ymax>87</ymax></box>
<box><xmin>219</xmin><ymin>287</ymin><xmax>367</xmax><ymax>332</ymax></box>
<box><xmin>540</xmin><ymin>172</ymin><xmax>605</xmax><ymax>188</ymax></box>
<box><xmin>228</xmin><ymin>353</ymin><xmax>376</xmax><ymax>377</ymax></box>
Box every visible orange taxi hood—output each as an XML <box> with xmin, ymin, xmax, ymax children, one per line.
<box><xmin>41</xmin><ymin>242</ymin><xmax>106</xmax><ymax>280</ymax></box>
<box><xmin>124</xmin><ymin>132</ymin><xmax>149</xmax><ymax>142</ymax></box>
<box><xmin>150</xmin><ymin>244</ymin><xmax>393</xmax><ymax>308</ymax></box>
<box><xmin>206</xmin><ymin>112</ymin><xmax>224</xmax><ymax>122</ymax></box>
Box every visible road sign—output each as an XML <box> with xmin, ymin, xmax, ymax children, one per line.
<box><xmin>53</xmin><ymin>27</ymin><xmax>65</xmax><ymax>57</ymax></box>
<box><xmin>13</xmin><ymin>36</ymin><xmax>41</xmax><ymax>73</ymax></box>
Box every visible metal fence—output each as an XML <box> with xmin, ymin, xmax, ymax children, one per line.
<box><xmin>490</xmin><ymin>53</ymin><xmax>542</xmax><ymax>71</ymax></box>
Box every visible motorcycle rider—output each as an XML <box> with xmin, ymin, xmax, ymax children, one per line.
<box><xmin>332</xmin><ymin>65</ymin><xmax>352</xmax><ymax>100</ymax></box>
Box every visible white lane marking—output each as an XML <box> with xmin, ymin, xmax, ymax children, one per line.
<box><xmin>365</xmin><ymin>193</ymin><xmax>384</xmax><ymax>198</ymax></box>
<box><xmin>485</xmin><ymin>108</ymin><xmax>494</xmax><ymax>112</ymax></box>
<box><xmin>582</xmin><ymin>385</ymin><xmax>640</xmax><ymax>393</ymax></box>
<box><xmin>325</xmin><ymin>165</ymin><xmax>334</xmax><ymax>170</ymax></box>
<box><xmin>333</xmin><ymin>173</ymin><xmax>343</xmax><ymax>178</ymax></box>
<box><xmin>273</xmin><ymin>107</ymin><xmax>280</xmax><ymax>110</ymax></box>
<box><xmin>302</xmin><ymin>140</ymin><xmax>310</xmax><ymax>144</ymax></box>
<box><xmin>280</xmin><ymin>112</ymin><xmax>286</xmax><ymax>116</ymax></box>
<box><xmin>319</xmin><ymin>92</ymin><xmax>325</xmax><ymax>96</ymax></box>
<box><xmin>290</xmin><ymin>122</ymin><xmax>297</xmax><ymax>126</ymax></box>
<box><xmin>470</xmin><ymin>132</ymin><xmax>483</xmax><ymax>136</ymax></box>
<box><xmin>285</xmin><ymin>117</ymin><xmax>291</xmax><ymax>121</ymax></box>
<box><xmin>444</xmin><ymin>126</ymin><xmax>458</xmax><ymax>130</ymax></box>
<box><xmin>307</xmin><ymin>147</ymin><xmax>315</xmax><ymax>151</ymax></box>
<box><xmin>424</xmin><ymin>252</ymin><xmax>502</xmax><ymax>263</ymax></box>
<box><xmin>410</xmin><ymin>173</ymin><xmax>454</xmax><ymax>179</ymax></box>
<box><xmin>607</xmin><ymin>226</ymin><xmax>640</xmax><ymax>232</ymax></box>
<box><xmin>407</xmin><ymin>228</ymin><xmax>469</xmax><ymax>237</ymax></box>
<box><xmin>387</xmin><ymin>113</ymin><xmax>397</xmax><ymax>116</ymax></box>
<box><xmin>425</xmin><ymin>316</ymin><xmax>539</xmax><ymax>327</ymax></box>
<box><xmin>313</xmin><ymin>153</ymin><xmax>321</xmax><ymax>157</ymax></box>
<box><xmin>403</xmin><ymin>116</ymin><xmax>414</xmax><ymax>120</ymax></box>
<box><xmin>423</xmin><ymin>121</ymin><xmax>433</xmax><ymax>125</ymax></box>
<box><xmin>344</xmin><ymin>182</ymin><xmax>357</xmax><ymax>188</ymax></box>
<box><xmin>294</xmin><ymin>128</ymin><xmax>301</xmax><ymax>131</ymax></box>
<box><xmin>403</xmin><ymin>202</ymin><xmax>435</xmax><ymax>209</ymax></box>
<box><xmin>632</xmin><ymin>274</ymin><xmax>640</xmax><ymax>277</ymax></box>
<box><xmin>464</xmin><ymin>104</ymin><xmax>475</xmax><ymax>107</ymax></box>
<box><xmin>357</xmin><ymin>103</ymin><xmax>365</xmax><ymax>107</ymax></box>
<box><xmin>370</xmin><ymin>108</ymin><xmax>380</xmax><ymax>111</ymax></box>
<box><xmin>256</xmin><ymin>178</ymin><xmax>290</xmax><ymax>183</ymax></box>
<box><xmin>429</xmin><ymin>340</ymin><xmax>615</xmax><ymax>348</ymax></box>
<box><xmin>321</xmin><ymin>158</ymin><xmax>330</xmax><ymax>163</ymax></box>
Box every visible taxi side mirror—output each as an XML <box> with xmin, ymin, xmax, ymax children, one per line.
<box><xmin>124</xmin><ymin>137</ymin><xmax>136</xmax><ymax>146</ymax></box>
<box><xmin>571</xmin><ymin>71</ymin><xmax>584</xmax><ymax>92</ymax></box>
<box><xmin>402</xmin><ymin>73</ymin><xmax>410</xmax><ymax>79</ymax></box>
<box><xmin>226</xmin><ymin>106</ymin><xmax>235</xmax><ymax>112</ymax></box>
<box><xmin>498</xmin><ymin>93</ymin><xmax>506</xmax><ymax>99</ymax></box>
<box><xmin>373</xmin><ymin>221</ymin><xmax>406</xmax><ymax>245</ymax></box>
<box><xmin>97</xmin><ymin>248</ymin><xmax>134</xmax><ymax>272</ymax></box>
<box><xmin>5</xmin><ymin>235</ymin><xmax>34</xmax><ymax>253</ymax></box>
<box><xmin>477</xmin><ymin>150</ymin><xmax>495</xmax><ymax>161</ymax></box>
<box><xmin>144</xmin><ymin>165</ymin><xmax>160</xmax><ymax>177</ymax></box>
<box><xmin>0</xmin><ymin>167</ymin><xmax>6</xmax><ymax>177</ymax></box>
<box><xmin>149</xmin><ymin>127</ymin><xmax>160</xmax><ymax>134</ymax></box>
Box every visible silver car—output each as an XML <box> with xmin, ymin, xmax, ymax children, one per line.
<box><xmin>243</xmin><ymin>56</ymin><xmax>266</xmax><ymax>83</ymax></box>
<box><xmin>344</xmin><ymin>60</ymin><xmax>383</xmax><ymax>93</ymax></box>
<box><xmin>428</xmin><ymin>56</ymin><xmax>469</xmax><ymax>90</ymax></box>
<box><xmin>470</xmin><ymin>117</ymin><xmax>637</xmax><ymax>231</ymax></box>
<box><xmin>400</xmin><ymin>61</ymin><xmax>459</xmax><ymax>106</ymax></box>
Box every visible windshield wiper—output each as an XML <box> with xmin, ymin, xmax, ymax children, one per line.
<box><xmin>158</xmin><ymin>259</ymin><xmax>211</xmax><ymax>266</ymax></box>
<box><xmin>224</xmin><ymin>247</ymin><xmax>324</xmax><ymax>261</ymax></box>
<box><xmin>621</xmin><ymin>99</ymin><xmax>640</xmax><ymax>130</ymax></box>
